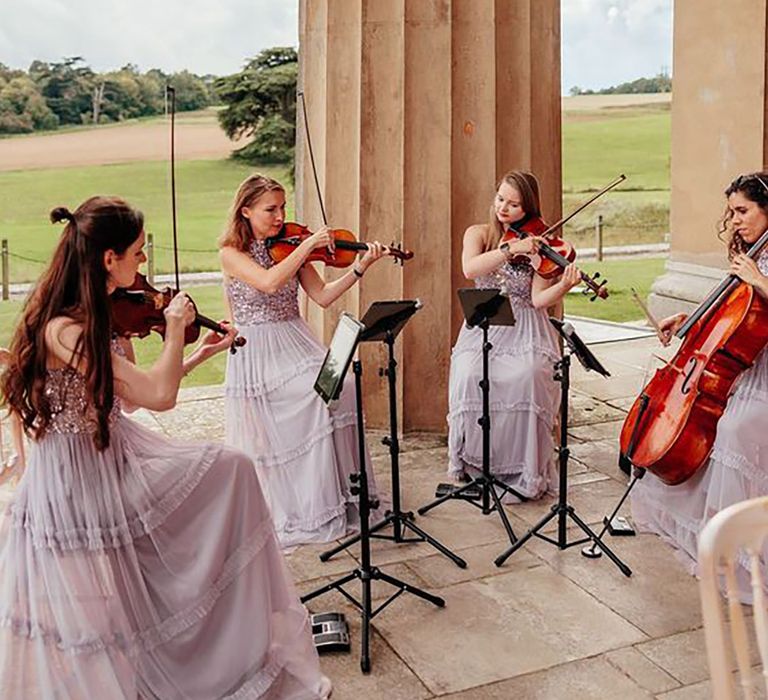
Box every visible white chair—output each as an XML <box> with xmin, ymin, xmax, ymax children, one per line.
<box><xmin>698</xmin><ymin>497</ymin><xmax>768</xmax><ymax>699</ymax></box>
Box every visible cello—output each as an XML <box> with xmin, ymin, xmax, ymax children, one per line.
<box><xmin>619</xmin><ymin>227</ymin><xmax>768</xmax><ymax>485</ymax></box>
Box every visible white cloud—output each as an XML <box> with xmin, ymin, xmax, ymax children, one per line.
<box><xmin>0</xmin><ymin>0</ymin><xmax>299</xmax><ymax>75</ymax></box>
<box><xmin>561</xmin><ymin>0</ymin><xmax>672</xmax><ymax>92</ymax></box>
<box><xmin>0</xmin><ymin>0</ymin><xmax>672</xmax><ymax>92</ymax></box>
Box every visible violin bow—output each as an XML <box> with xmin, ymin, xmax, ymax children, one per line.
<box><xmin>166</xmin><ymin>85</ymin><xmax>181</xmax><ymax>292</ymax></box>
<box><xmin>539</xmin><ymin>174</ymin><xmax>626</xmax><ymax>240</ymax></box>
<box><xmin>297</xmin><ymin>91</ymin><xmax>328</xmax><ymax>227</ymax></box>
<box><xmin>630</xmin><ymin>287</ymin><xmax>664</xmax><ymax>341</ymax></box>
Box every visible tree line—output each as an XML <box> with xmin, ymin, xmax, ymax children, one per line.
<box><xmin>0</xmin><ymin>48</ymin><xmax>298</xmax><ymax>169</ymax></box>
<box><xmin>0</xmin><ymin>57</ymin><xmax>214</xmax><ymax>134</ymax></box>
<box><xmin>569</xmin><ymin>71</ymin><xmax>672</xmax><ymax>96</ymax></box>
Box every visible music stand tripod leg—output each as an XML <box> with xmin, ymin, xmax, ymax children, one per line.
<box><xmin>303</xmin><ymin>358</ymin><xmax>444</xmax><ymax>673</ymax></box>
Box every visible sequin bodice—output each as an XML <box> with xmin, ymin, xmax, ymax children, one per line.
<box><xmin>45</xmin><ymin>366</ymin><xmax>121</xmax><ymax>435</ymax></box>
<box><xmin>226</xmin><ymin>239</ymin><xmax>300</xmax><ymax>325</ymax></box>
<box><xmin>475</xmin><ymin>261</ymin><xmax>535</xmax><ymax>309</ymax></box>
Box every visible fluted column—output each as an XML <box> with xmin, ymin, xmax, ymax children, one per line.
<box><xmin>649</xmin><ymin>0</ymin><xmax>768</xmax><ymax>317</ymax></box>
<box><xmin>297</xmin><ymin>0</ymin><xmax>561</xmax><ymax>431</ymax></box>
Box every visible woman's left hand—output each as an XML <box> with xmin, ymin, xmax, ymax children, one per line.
<box><xmin>559</xmin><ymin>263</ymin><xmax>581</xmax><ymax>292</ymax></box>
<box><xmin>359</xmin><ymin>241</ymin><xmax>387</xmax><ymax>272</ymax></box>
<box><xmin>731</xmin><ymin>254</ymin><xmax>765</xmax><ymax>287</ymax></box>
<box><xmin>196</xmin><ymin>322</ymin><xmax>239</xmax><ymax>360</ymax></box>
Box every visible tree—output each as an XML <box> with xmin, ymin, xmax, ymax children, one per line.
<box><xmin>32</xmin><ymin>57</ymin><xmax>95</xmax><ymax>125</ymax></box>
<box><xmin>215</xmin><ymin>47</ymin><xmax>298</xmax><ymax>164</ymax></box>
<box><xmin>0</xmin><ymin>76</ymin><xmax>58</xmax><ymax>133</ymax></box>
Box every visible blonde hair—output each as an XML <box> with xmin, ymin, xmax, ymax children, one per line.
<box><xmin>482</xmin><ymin>170</ymin><xmax>542</xmax><ymax>252</ymax></box>
<box><xmin>218</xmin><ymin>174</ymin><xmax>285</xmax><ymax>251</ymax></box>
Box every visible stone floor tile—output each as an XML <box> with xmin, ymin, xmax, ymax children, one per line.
<box><xmin>318</xmin><ymin>625</ymin><xmax>433</xmax><ymax>700</ymax></box>
<box><xmin>372</xmin><ymin>567</ymin><xmax>646</xmax><ymax>695</ymax></box>
<box><xmin>403</xmin><ymin>541</ymin><xmax>542</xmax><ymax>589</ymax></box>
<box><xmin>527</xmin><ymin>532</ymin><xmax>702</xmax><ymax>639</ymax></box>
<box><xmin>508</xmin><ymin>477</ymin><xmax>630</xmax><ymax>533</ymax></box>
<box><xmin>439</xmin><ymin>656</ymin><xmax>654</xmax><ymax>699</ymax></box>
<box><xmin>604</xmin><ymin>647</ymin><xmax>680</xmax><ymax>694</ymax></box>
<box><xmin>655</xmin><ymin>679</ymin><xmax>711</xmax><ymax>699</ymax></box>
<box><xmin>569</xmin><ymin>438</ymin><xmax>624</xmax><ymax>480</ymax></box>
<box><xmin>637</xmin><ymin>628</ymin><xmax>708</xmax><ymax>685</ymax></box>
<box><xmin>574</xmin><ymin>372</ymin><xmax>648</xmax><ymax>402</ymax></box>
<box><xmin>284</xmin><ymin>543</ymin><xmax>359</xmax><ymax>583</ymax></box>
<box><xmin>569</xmin><ymin>392</ymin><xmax>626</xmax><ymax>426</ymax></box>
<box><xmin>569</xmin><ymin>418</ymin><xmax>624</xmax><ymax>442</ymax></box>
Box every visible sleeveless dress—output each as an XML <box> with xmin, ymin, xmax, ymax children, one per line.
<box><xmin>224</xmin><ymin>238</ymin><xmax>380</xmax><ymax>548</ymax></box>
<box><xmin>632</xmin><ymin>248</ymin><xmax>768</xmax><ymax>602</ymax></box>
<box><xmin>447</xmin><ymin>261</ymin><xmax>561</xmax><ymax>499</ymax></box>
<box><xmin>0</xmin><ymin>360</ymin><xmax>331</xmax><ymax>699</ymax></box>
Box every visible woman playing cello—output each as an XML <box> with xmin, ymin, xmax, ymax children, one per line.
<box><xmin>632</xmin><ymin>172</ymin><xmax>768</xmax><ymax>600</ymax></box>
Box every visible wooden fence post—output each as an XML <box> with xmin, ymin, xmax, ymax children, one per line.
<box><xmin>595</xmin><ymin>215</ymin><xmax>604</xmax><ymax>262</ymax></box>
<box><xmin>1</xmin><ymin>240</ymin><xmax>8</xmax><ymax>301</ymax></box>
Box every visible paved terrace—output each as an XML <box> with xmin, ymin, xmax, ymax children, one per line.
<box><xmin>0</xmin><ymin>320</ymin><xmax>728</xmax><ymax>699</ymax></box>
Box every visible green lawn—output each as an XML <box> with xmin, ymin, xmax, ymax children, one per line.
<box><xmin>564</xmin><ymin>256</ymin><xmax>666</xmax><ymax>323</ymax></box>
<box><xmin>0</xmin><ymin>258</ymin><xmax>666</xmax><ymax>388</ymax></box>
<box><xmin>0</xmin><ymin>160</ymin><xmax>291</xmax><ymax>283</ymax></box>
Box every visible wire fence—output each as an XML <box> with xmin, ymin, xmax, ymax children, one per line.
<box><xmin>0</xmin><ymin>219</ymin><xmax>670</xmax><ymax>300</ymax></box>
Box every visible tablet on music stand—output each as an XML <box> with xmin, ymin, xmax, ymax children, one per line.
<box><xmin>550</xmin><ymin>318</ymin><xmax>610</xmax><ymax>377</ymax></box>
<box><xmin>458</xmin><ymin>288</ymin><xmax>515</xmax><ymax>328</ymax></box>
<box><xmin>314</xmin><ymin>312</ymin><xmax>365</xmax><ymax>404</ymax></box>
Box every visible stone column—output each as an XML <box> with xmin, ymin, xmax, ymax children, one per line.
<box><xmin>297</xmin><ymin>0</ymin><xmax>561</xmax><ymax>431</ymax></box>
<box><xmin>649</xmin><ymin>0</ymin><xmax>768</xmax><ymax>317</ymax></box>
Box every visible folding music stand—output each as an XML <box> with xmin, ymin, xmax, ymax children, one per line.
<box><xmin>319</xmin><ymin>301</ymin><xmax>467</xmax><ymax>569</ymax></box>
<box><xmin>417</xmin><ymin>288</ymin><xmax>523</xmax><ymax>549</ymax></box>
<box><xmin>493</xmin><ymin>318</ymin><xmax>631</xmax><ymax>577</ymax></box>
<box><xmin>305</xmin><ymin>312</ymin><xmax>445</xmax><ymax>673</ymax></box>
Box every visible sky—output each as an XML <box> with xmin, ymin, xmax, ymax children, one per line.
<box><xmin>0</xmin><ymin>0</ymin><xmax>672</xmax><ymax>92</ymax></box>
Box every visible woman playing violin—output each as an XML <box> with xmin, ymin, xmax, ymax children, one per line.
<box><xmin>633</xmin><ymin>172</ymin><xmax>768</xmax><ymax>601</ymax></box>
<box><xmin>218</xmin><ymin>173</ymin><xmax>388</xmax><ymax>547</ymax></box>
<box><xmin>448</xmin><ymin>170</ymin><xmax>581</xmax><ymax>500</ymax></box>
<box><xmin>0</xmin><ymin>196</ymin><xmax>331</xmax><ymax>698</ymax></box>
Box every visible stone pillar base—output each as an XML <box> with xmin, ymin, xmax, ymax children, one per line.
<box><xmin>647</xmin><ymin>260</ymin><xmax>725</xmax><ymax>319</ymax></box>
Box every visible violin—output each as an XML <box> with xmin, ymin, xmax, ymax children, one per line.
<box><xmin>503</xmin><ymin>215</ymin><xmax>608</xmax><ymax>300</ymax></box>
<box><xmin>111</xmin><ymin>273</ymin><xmax>246</xmax><ymax>352</ymax></box>
<box><xmin>265</xmin><ymin>222</ymin><xmax>414</xmax><ymax>268</ymax></box>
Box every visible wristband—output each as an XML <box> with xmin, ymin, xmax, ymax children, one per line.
<box><xmin>352</xmin><ymin>266</ymin><xmax>364</xmax><ymax>278</ymax></box>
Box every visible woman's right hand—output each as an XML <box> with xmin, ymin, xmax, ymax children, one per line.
<box><xmin>164</xmin><ymin>292</ymin><xmax>196</xmax><ymax>330</ymax></box>
<box><xmin>504</xmin><ymin>236</ymin><xmax>543</xmax><ymax>256</ymax></box>
<box><xmin>306</xmin><ymin>225</ymin><xmax>335</xmax><ymax>253</ymax></box>
<box><xmin>657</xmin><ymin>312</ymin><xmax>687</xmax><ymax>346</ymax></box>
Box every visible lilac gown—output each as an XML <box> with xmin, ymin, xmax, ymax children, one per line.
<box><xmin>448</xmin><ymin>261</ymin><xmax>561</xmax><ymax>499</ymax></box>
<box><xmin>224</xmin><ymin>238</ymin><xmax>380</xmax><ymax>548</ymax></box>
<box><xmin>0</xmin><ymin>362</ymin><xmax>331</xmax><ymax>699</ymax></box>
<box><xmin>632</xmin><ymin>249</ymin><xmax>768</xmax><ymax>602</ymax></box>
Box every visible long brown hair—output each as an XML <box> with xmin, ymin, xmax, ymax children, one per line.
<box><xmin>1</xmin><ymin>196</ymin><xmax>144</xmax><ymax>450</ymax></box>
<box><xmin>483</xmin><ymin>170</ymin><xmax>542</xmax><ymax>252</ymax></box>
<box><xmin>218</xmin><ymin>174</ymin><xmax>285</xmax><ymax>251</ymax></box>
<box><xmin>719</xmin><ymin>172</ymin><xmax>768</xmax><ymax>259</ymax></box>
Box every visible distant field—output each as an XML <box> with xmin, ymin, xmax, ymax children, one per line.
<box><xmin>0</xmin><ymin>95</ymin><xmax>671</xmax><ymax>284</ymax></box>
<box><xmin>0</xmin><ymin>160</ymin><xmax>291</xmax><ymax>282</ymax></box>
<box><xmin>0</xmin><ymin>109</ymin><xmax>234</xmax><ymax>172</ymax></box>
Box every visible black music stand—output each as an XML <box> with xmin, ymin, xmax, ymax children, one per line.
<box><xmin>319</xmin><ymin>301</ymin><xmax>467</xmax><ymax>569</ymax></box>
<box><xmin>304</xmin><ymin>312</ymin><xmax>445</xmax><ymax>673</ymax></box>
<box><xmin>417</xmin><ymin>289</ymin><xmax>523</xmax><ymax>549</ymax></box>
<box><xmin>493</xmin><ymin>318</ymin><xmax>632</xmax><ymax>577</ymax></box>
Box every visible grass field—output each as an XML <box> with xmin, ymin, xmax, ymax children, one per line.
<box><xmin>0</xmin><ymin>97</ymin><xmax>671</xmax><ymax>285</ymax></box>
<box><xmin>0</xmin><ymin>257</ymin><xmax>666</xmax><ymax>387</ymax></box>
<box><xmin>0</xmin><ymin>161</ymin><xmax>291</xmax><ymax>282</ymax></box>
